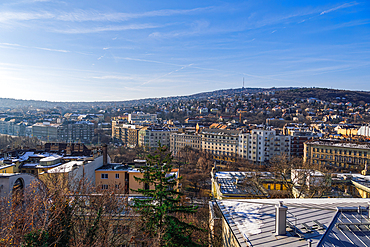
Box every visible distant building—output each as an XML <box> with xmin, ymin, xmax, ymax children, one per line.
<box><xmin>304</xmin><ymin>139</ymin><xmax>370</xmax><ymax>171</ymax></box>
<box><xmin>32</xmin><ymin>122</ymin><xmax>60</xmax><ymax>141</ymax></box>
<box><xmin>200</xmin><ymin>128</ymin><xmax>241</xmax><ymax>158</ymax></box>
<box><xmin>170</xmin><ymin>132</ymin><xmax>201</xmax><ymax>155</ymax></box>
<box><xmin>138</xmin><ymin>126</ymin><xmax>175</xmax><ymax>150</ymax></box>
<box><xmin>128</xmin><ymin>112</ymin><xmax>157</xmax><ymax>125</ymax></box>
<box><xmin>358</xmin><ymin>125</ymin><xmax>370</xmax><ymax>137</ymax></box>
<box><xmin>58</xmin><ymin>121</ymin><xmax>95</xmax><ymax>143</ymax></box>
<box><xmin>111</xmin><ymin>122</ymin><xmax>141</xmax><ymax>147</ymax></box>
<box><xmin>247</xmin><ymin>129</ymin><xmax>291</xmax><ymax>163</ymax></box>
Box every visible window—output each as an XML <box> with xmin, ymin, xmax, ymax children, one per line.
<box><xmin>102</xmin><ymin>184</ymin><xmax>108</xmax><ymax>190</ymax></box>
<box><xmin>101</xmin><ymin>174</ymin><xmax>108</xmax><ymax>179</ymax></box>
<box><xmin>115</xmin><ymin>184</ymin><xmax>120</xmax><ymax>189</ymax></box>
<box><xmin>115</xmin><ymin>174</ymin><xmax>119</xmax><ymax>179</ymax></box>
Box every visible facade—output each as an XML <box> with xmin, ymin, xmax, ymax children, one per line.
<box><xmin>58</xmin><ymin>121</ymin><xmax>94</xmax><ymax>143</ymax></box>
<box><xmin>95</xmin><ymin>163</ymin><xmax>178</xmax><ymax>194</ymax></box>
<box><xmin>0</xmin><ymin>119</ymin><xmax>26</xmax><ymax>137</ymax></box>
<box><xmin>95</xmin><ymin>163</ymin><xmax>146</xmax><ymax>193</ymax></box>
<box><xmin>128</xmin><ymin>112</ymin><xmax>157</xmax><ymax>125</ymax></box>
<box><xmin>289</xmin><ymin>131</ymin><xmax>315</xmax><ymax>157</ymax></box>
<box><xmin>170</xmin><ymin>132</ymin><xmax>201</xmax><ymax>155</ymax></box>
<box><xmin>32</xmin><ymin>122</ymin><xmax>60</xmax><ymax>141</ymax></box>
<box><xmin>111</xmin><ymin>122</ymin><xmax>141</xmax><ymax>147</ymax></box>
<box><xmin>247</xmin><ymin>129</ymin><xmax>291</xmax><ymax>163</ymax></box>
<box><xmin>237</xmin><ymin>133</ymin><xmax>250</xmax><ymax>159</ymax></box>
<box><xmin>138</xmin><ymin>126</ymin><xmax>174</xmax><ymax>150</ymax></box>
<box><xmin>200</xmin><ymin>128</ymin><xmax>241</xmax><ymax>158</ymax></box>
<box><xmin>304</xmin><ymin>140</ymin><xmax>370</xmax><ymax>171</ymax></box>
<box><xmin>358</xmin><ymin>125</ymin><xmax>370</xmax><ymax>137</ymax></box>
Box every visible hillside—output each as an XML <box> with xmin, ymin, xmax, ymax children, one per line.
<box><xmin>274</xmin><ymin>88</ymin><xmax>370</xmax><ymax>104</ymax></box>
<box><xmin>0</xmin><ymin>87</ymin><xmax>369</xmax><ymax>110</ymax></box>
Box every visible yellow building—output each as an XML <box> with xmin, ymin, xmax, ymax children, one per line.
<box><xmin>95</xmin><ymin>163</ymin><xmax>179</xmax><ymax>194</ymax></box>
<box><xmin>304</xmin><ymin>139</ymin><xmax>370</xmax><ymax>171</ymax></box>
<box><xmin>0</xmin><ymin>164</ymin><xmax>16</xmax><ymax>173</ymax></box>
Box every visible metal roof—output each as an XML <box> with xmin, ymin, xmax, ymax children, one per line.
<box><xmin>217</xmin><ymin>198</ymin><xmax>370</xmax><ymax>247</ymax></box>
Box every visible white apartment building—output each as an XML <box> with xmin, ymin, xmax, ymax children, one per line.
<box><xmin>247</xmin><ymin>129</ymin><xmax>291</xmax><ymax>163</ymax></box>
<box><xmin>238</xmin><ymin>133</ymin><xmax>250</xmax><ymax>159</ymax></box>
<box><xmin>138</xmin><ymin>126</ymin><xmax>175</xmax><ymax>150</ymax></box>
<box><xmin>128</xmin><ymin>112</ymin><xmax>157</xmax><ymax>125</ymax></box>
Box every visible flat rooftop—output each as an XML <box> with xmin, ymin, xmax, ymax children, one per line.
<box><xmin>306</xmin><ymin>140</ymin><xmax>370</xmax><ymax>150</ymax></box>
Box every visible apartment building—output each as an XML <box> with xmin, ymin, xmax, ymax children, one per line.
<box><xmin>200</xmin><ymin>128</ymin><xmax>241</xmax><ymax>157</ymax></box>
<box><xmin>289</xmin><ymin>131</ymin><xmax>315</xmax><ymax>157</ymax></box>
<box><xmin>32</xmin><ymin>122</ymin><xmax>60</xmax><ymax>141</ymax></box>
<box><xmin>58</xmin><ymin>121</ymin><xmax>95</xmax><ymax>143</ymax></box>
<box><xmin>128</xmin><ymin>112</ymin><xmax>157</xmax><ymax>125</ymax></box>
<box><xmin>111</xmin><ymin>122</ymin><xmax>141</xmax><ymax>147</ymax></box>
<box><xmin>138</xmin><ymin>126</ymin><xmax>175</xmax><ymax>150</ymax></box>
<box><xmin>248</xmin><ymin>129</ymin><xmax>291</xmax><ymax>163</ymax></box>
<box><xmin>170</xmin><ymin>132</ymin><xmax>201</xmax><ymax>155</ymax></box>
<box><xmin>304</xmin><ymin>139</ymin><xmax>370</xmax><ymax>171</ymax></box>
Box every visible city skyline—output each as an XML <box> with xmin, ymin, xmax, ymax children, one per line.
<box><xmin>0</xmin><ymin>0</ymin><xmax>369</xmax><ymax>102</ymax></box>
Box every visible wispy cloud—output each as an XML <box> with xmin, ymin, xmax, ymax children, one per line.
<box><xmin>0</xmin><ymin>11</ymin><xmax>54</xmax><ymax>22</ymax></box>
<box><xmin>118</xmin><ymin>57</ymin><xmax>186</xmax><ymax>67</ymax></box>
<box><xmin>55</xmin><ymin>23</ymin><xmax>164</xmax><ymax>34</ymax></box>
<box><xmin>320</xmin><ymin>2</ymin><xmax>358</xmax><ymax>15</ymax></box>
<box><xmin>56</xmin><ymin>7</ymin><xmax>215</xmax><ymax>22</ymax></box>
<box><xmin>0</xmin><ymin>42</ymin><xmax>70</xmax><ymax>53</ymax></box>
<box><xmin>92</xmin><ymin>75</ymin><xmax>133</xmax><ymax>80</ymax></box>
<box><xmin>0</xmin><ymin>6</ymin><xmax>214</xmax><ymax>23</ymax></box>
<box><xmin>142</xmin><ymin>64</ymin><xmax>193</xmax><ymax>85</ymax></box>
<box><xmin>35</xmin><ymin>47</ymin><xmax>69</xmax><ymax>52</ymax></box>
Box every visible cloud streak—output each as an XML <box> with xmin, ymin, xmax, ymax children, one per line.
<box><xmin>0</xmin><ymin>6</ymin><xmax>214</xmax><ymax>23</ymax></box>
<box><xmin>320</xmin><ymin>2</ymin><xmax>358</xmax><ymax>15</ymax></box>
<box><xmin>142</xmin><ymin>64</ymin><xmax>193</xmax><ymax>85</ymax></box>
<box><xmin>0</xmin><ymin>42</ymin><xmax>70</xmax><ymax>53</ymax></box>
<box><xmin>55</xmin><ymin>23</ymin><xmax>165</xmax><ymax>34</ymax></box>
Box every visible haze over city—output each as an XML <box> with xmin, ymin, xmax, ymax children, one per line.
<box><xmin>0</xmin><ymin>0</ymin><xmax>369</xmax><ymax>101</ymax></box>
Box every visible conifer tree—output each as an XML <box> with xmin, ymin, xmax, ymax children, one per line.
<box><xmin>132</xmin><ymin>144</ymin><xmax>203</xmax><ymax>247</ymax></box>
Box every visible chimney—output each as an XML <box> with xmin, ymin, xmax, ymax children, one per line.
<box><xmin>275</xmin><ymin>201</ymin><xmax>287</xmax><ymax>235</ymax></box>
<box><xmin>102</xmin><ymin>144</ymin><xmax>107</xmax><ymax>166</ymax></box>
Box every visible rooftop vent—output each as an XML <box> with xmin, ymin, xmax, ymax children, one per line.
<box><xmin>275</xmin><ymin>201</ymin><xmax>287</xmax><ymax>236</ymax></box>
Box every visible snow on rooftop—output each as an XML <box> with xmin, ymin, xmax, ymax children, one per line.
<box><xmin>222</xmin><ymin>201</ymin><xmax>263</xmax><ymax>238</ymax></box>
<box><xmin>40</xmin><ymin>154</ymin><xmax>62</xmax><ymax>162</ymax></box>
<box><xmin>308</xmin><ymin>140</ymin><xmax>370</xmax><ymax>149</ymax></box>
<box><xmin>47</xmin><ymin>161</ymin><xmax>84</xmax><ymax>173</ymax></box>
<box><xmin>19</xmin><ymin>152</ymin><xmax>35</xmax><ymax>161</ymax></box>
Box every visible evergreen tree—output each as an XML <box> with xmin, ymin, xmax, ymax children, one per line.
<box><xmin>132</xmin><ymin>144</ymin><xmax>203</xmax><ymax>247</ymax></box>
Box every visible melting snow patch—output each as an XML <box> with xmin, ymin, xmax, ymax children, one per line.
<box><xmin>222</xmin><ymin>201</ymin><xmax>263</xmax><ymax>238</ymax></box>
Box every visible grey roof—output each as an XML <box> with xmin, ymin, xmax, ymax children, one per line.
<box><xmin>306</xmin><ymin>139</ymin><xmax>370</xmax><ymax>150</ymax></box>
<box><xmin>319</xmin><ymin>208</ymin><xmax>370</xmax><ymax>247</ymax></box>
<box><xmin>217</xmin><ymin>198</ymin><xmax>370</xmax><ymax>247</ymax></box>
<box><xmin>201</xmin><ymin>128</ymin><xmax>241</xmax><ymax>135</ymax></box>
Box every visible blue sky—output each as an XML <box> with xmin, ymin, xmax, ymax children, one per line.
<box><xmin>0</xmin><ymin>0</ymin><xmax>369</xmax><ymax>102</ymax></box>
